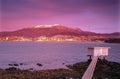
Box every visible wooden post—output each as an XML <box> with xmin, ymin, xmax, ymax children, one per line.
<box><xmin>87</xmin><ymin>55</ymin><xmax>92</xmax><ymax>62</ymax></box>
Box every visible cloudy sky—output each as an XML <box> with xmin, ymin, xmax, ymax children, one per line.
<box><xmin>0</xmin><ymin>0</ymin><xmax>119</xmax><ymax>33</ymax></box>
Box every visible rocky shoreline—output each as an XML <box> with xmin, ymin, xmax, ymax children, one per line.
<box><xmin>0</xmin><ymin>59</ymin><xmax>120</xmax><ymax>79</ymax></box>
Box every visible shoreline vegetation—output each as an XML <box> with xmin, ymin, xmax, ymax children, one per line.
<box><xmin>0</xmin><ymin>59</ymin><xmax>120</xmax><ymax>79</ymax></box>
<box><xmin>105</xmin><ymin>38</ymin><xmax>120</xmax><ymax>43</ymax></box>
<box><xmin>0</xmin><ymin>38</ymin><xmax>120</xmax><ymax>43</ymax></box>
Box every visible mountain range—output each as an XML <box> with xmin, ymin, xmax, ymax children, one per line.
<box><xmin>0</xmin><ymin>24</ymin><xmax>119</xmax><ymax>42</ymax></box>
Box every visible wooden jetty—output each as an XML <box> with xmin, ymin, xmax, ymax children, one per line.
<box><xmin>82</xmin><ymin>47</ymin><xmax>110</xmax><ymax>79</ymax></box>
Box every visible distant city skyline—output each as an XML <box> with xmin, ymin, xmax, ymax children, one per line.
<box><xmin>0</xmin><ymin>0</ymin><xmax>119</xmax><ymax>33</ymax></box>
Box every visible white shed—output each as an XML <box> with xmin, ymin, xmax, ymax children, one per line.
<box><xmin>88</xmin><ymin>47</ymin><xmax>110</xmax><ymax>57</ymax></box>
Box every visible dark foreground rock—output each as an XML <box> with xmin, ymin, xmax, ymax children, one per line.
<box><xmin>0</xmin><ymin>60</ymin><xmax>120</xmax><ymax>79</ymax></box>
<box><xmin>93</xmin><ymin>60</ymin><xmax>120</xmax><ymax>79</ymax></box>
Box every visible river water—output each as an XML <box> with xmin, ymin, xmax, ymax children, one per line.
<box><xmin>0</xmin><ymin>42</ymin><xmax>119</xmax><ymax>70</ymax></box>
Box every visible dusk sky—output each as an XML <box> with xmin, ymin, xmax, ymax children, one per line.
<box><xmin>0</xmin><ymin>0</ymin><xmax>119</xmax><ymax>33</ymax></box>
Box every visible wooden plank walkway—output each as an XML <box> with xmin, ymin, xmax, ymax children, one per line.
<box><xmin>82</xmin><ymin>56</ymin><xmax>98</xmax><ymax>79</ymax></box>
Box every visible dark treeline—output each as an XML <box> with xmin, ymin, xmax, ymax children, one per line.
<box><xmin>105</xmin><ymin>38</ymin><xmax>120</xmax><ymax>43</ymax></box>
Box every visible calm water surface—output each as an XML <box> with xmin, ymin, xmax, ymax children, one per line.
<box><xmin>0</xmin><ymin>42</ymin><xmax>120</xmax><ymax>70</ymax></box>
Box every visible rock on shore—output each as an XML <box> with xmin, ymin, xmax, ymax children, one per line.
<box><xmin>0</xmin><ymin>59</ymin><xmax>120</xmax><ymax>79</ymax></box>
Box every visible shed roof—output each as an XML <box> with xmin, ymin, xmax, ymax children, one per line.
<box><xmin>88</xmin><ymin>47</ymin><xmax>110</xmax><ymax>49</ymax></box>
